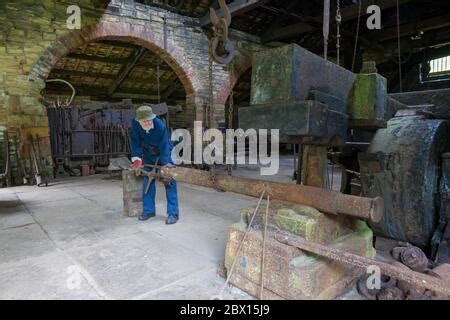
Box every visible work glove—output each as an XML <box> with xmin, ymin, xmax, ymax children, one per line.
<box><xmin>131</xmin><ymin>158</ymin><xmax>143</xmax><ymax>173</ymax></box>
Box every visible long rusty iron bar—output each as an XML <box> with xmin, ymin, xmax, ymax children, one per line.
<box><xmin>275</xmin><ymin>233</ymin><xmax>450</xmax><ymax>296</ymax></box>
<box><xmin>160</xmin><ymin>166</ymin><xmax>383</xmax><ymax>223</ymax></box>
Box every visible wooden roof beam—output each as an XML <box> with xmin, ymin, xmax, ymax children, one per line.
<box><xmin>262</xmin><ymin>0</ymin><xmax>411</xmax><ymax>43</ymax></box>
<box><xmin>261</xmin><ymin>0</ymin><xmax>302</xmax><ymax>35</ymax></box>
<box><xmin>63</xmin><ymin>53</ymin><xmax>173</xmax><ymax>71</ymax></box>
<box><xmin>200</xmin><ymin>0</ymin><xmax>271</xmax><ymax>26</ymax></box>
<box><xmin>44</xmin><ymin>85</ymin><xmax>185</xmax><ymax>99</ymax></box>
<box><xmin>50</xmin><ymin>69</ymin><xmax>117</xmax><ymax>79</ymax></box>
<box><xmin>375</xmin><ymin>13</ymin><xmax>450</xmax><ymax>42</ymax></box>
<box><xmin>65</xmin><ymin>53</ymin><xmax>129</xmax><ymax>64</ymax></box>
<box><xmin>189</xmin><ymin>0</ymin><xmax>203</xmax><ymax>16</ymax></box>
<box><xmin>49</xmin><ymin>69</ymin><xmax>173</xmax><ymax>82</ymax></box>
<box><xmin>108</xmin><ymin>47</ymin><xmax>147</xmax><ymax>96</ymax></box>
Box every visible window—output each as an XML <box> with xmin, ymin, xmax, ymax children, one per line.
<box><xmin>429</xmin><ymin>56</ymin><xmax>450</xmax><ymax>77</ymax></box>
<box><xmin>421</xmin><ymin>55</ymin><xmax>450</xmax><ymax>83</ymax></box>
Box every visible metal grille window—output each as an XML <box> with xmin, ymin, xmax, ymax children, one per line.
<box><xmin>429</xmin><ymin>56</ymin><xmax>450</xmax><ymax>76</ymax></box>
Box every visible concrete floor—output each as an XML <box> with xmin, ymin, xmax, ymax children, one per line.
<box><xmin>0</xmin><ymin>173</ymin><xmax>265</xmax><ymax>300</ymax></box>
<box><xmin>0</xmin><ymin>156</ymin><xmax>353</xmax><ymax>300</ymax></box>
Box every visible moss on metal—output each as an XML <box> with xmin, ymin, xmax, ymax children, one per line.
<box><xmin>348</xmin><ymin>73</ymin><xmax>387</xmax><ymax>128</ymax></box>
<box><xmin>274</xmin><ymin>208</ymin><xmax>316</xmax><ymax>239</ymax></box>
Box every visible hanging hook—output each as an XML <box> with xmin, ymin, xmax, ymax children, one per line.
<box><xmin>209</xmin><ymin>0</ymin><xmax>234</xmax><ymax>65</ymax></box>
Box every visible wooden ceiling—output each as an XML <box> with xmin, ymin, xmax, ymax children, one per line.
<box><xmin>135</xmin><ymin>0</ymin><xmax>217</xmax><ymax>18</ymax></box>
<box><xmin>226</xmin><ymin>1</ymin><xmax>450</xmax><ymax>66</ymax></box>
<box><xmin>205</xmin><ymin>0</ymin><xmax>450</xmax><ymax>90</ymax></box>
<box><xmin>44</xmin><ymin>40</ymin><xmax>185</xmax><ymax>104</ymax></box>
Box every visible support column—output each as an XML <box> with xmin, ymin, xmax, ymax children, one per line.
<box><xmin>302</xmin><ymin>145</ymin><xmax>329</xmax><ymax>189</ymax></box>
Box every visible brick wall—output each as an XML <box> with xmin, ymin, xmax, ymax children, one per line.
<box><xmin>0</xmin><ymin>0</ymin><xmax>267</xmax><ymax>184</ymax></box>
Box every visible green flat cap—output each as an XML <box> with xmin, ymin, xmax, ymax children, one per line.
<box><xmin>136</xmin><ymin>105</ymin><xmax>156</xmax><ymax>121</ymax></box>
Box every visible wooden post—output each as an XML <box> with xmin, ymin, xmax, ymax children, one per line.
<box><xmin>302</xmin><ymin>145</ymin><xmax>329</xmax><ymax>189</ymax></box>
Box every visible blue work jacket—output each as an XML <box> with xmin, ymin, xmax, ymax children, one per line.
<box><xmin>130</xmin><ymin>118</ymin><xmax>173</xmax><ymax>166</ymax></box>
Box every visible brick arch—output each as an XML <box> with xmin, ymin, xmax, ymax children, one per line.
<box><xmin>29</xmin><ymin>19</ymin><xmax>201</xmax><ymax>96</ymax></box>
<box><xmin>215</xmin><ymin>53</ymin><xmax>253</xmax><ymax>105</ymax></box>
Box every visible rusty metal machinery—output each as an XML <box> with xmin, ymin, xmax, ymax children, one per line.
<box><xmin>276</xmin><ymin>232</ymin><xmax>450</xmax><ymax>297</ymax></box>
<box><xmin>376</xmin><ymin>90</ymin><xmax>450</xmax><ymax>253</ymax></box>
<box><xmin>359</xmin><ymin>114</ymin><xmax>450</xmax><ymax>249</ymax></box>
<box><xmin>435</xmin><ymin>153</ymin><xmax>450</xmax><ymax>262</ymax></box>
<box><xmin>238</xmin><ymin>43</ymin><xmax>450</xmax><ymax>253</ymax></box>
<box><xmin>390</xmin><ymin>88</ymin><xmax>450</xmax><ymax>120</ymax></box>
<box><xmin>240</xmin><ymin>44</ymin><xmax>356</xmax><ymax>146</ymax></box>
<box><xmin>239</xmin><ymin>44</ymin><xmax>388</xmax><ymax>191</ymax></box>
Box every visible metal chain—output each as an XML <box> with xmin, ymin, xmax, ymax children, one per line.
<box><xmin>396</xmin><ymin>0</ymin><xmax>403</xmax><ymax>92</ymax></box>
<box><xmin>207</xmin><ymin>54</ymin><xmax>223</xmax><ymax>190</ymax></box>
<box><xmin>226</xmin><ymin>61</ymin><xmax>235</xmax><ymax>176</ymax></box>
<box><xmin>336</xmin><ymin>0</ymin><xmax>342</xmax><ymax>65</ymax></box>
<box><xmin>208</xmin><ymin>56</ymin><xmax>214</xmax><ymax>129</ymax></box>
<box><xmin>323</xmin><ymin>0</ymin><xmax>330</xmax><ymax>61</ymax></box>
<box><xmin>210</xmin><ymin>162</ymin><xmax>217</xmax><ymax>189</ymax></box>
<box><xmin>157</xmin><ymin>62</ymin><xmax>161</xmax><ymax>104</ymax></box>
<box><xmin>228</xmin><ymin>61</ymin><xmax>235</xmax><ymax>131</ymax></box>
<box><xmin>208</xmin><ymin>155</ymin><xmax>226</xmax><ymax>191</ymax></box>
<box><xmin>352</xmin><ymin>0</ymin><xmax>363</xmax><ymax>72</ymax></box>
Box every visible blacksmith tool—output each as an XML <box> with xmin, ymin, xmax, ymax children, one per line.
<box><xmin>13</xmin><ymin>136</ymin><xmax>29</xmax><ymax>185</ymax></box>
<box><xmin>29</xmin><ymin>135</ymin><xmax>48</xmax><ymax>187</ymax></box>
<box><xmin>130</xmin><ymin>158</ymin><xmax>174</xmax><ymax>194</ymax></box>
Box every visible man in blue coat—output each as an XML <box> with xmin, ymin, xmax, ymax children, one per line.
<box><xmin>130</xmin><ymin>105</ymin><xmax>179</xmax><ymax>225</ymax></box>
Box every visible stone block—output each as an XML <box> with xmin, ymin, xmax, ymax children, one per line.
<box><xmin>42</xmin><ymin>33</ymin><xmax>57</xmax><ymax>41</ymax></box>
<box><xmin>390</xmin><ymin>88</ymin><xmax>450</xmax><ymax>120</ymax></box>
<box><xmin>7</xmin><ymin>95</ymin><xmax>22</xmax><ymax>113</ymax></box>
<box><xmin>6</xmin><ymin>47</ymin><xmax>25</xmax><ymax>55</ymax></box>
<box><xmin>239</xmin><ymin>100</ymin><xmax>348</xmax><ymax>145</ymax></box>
<box><xmin>349</xmin><ymin>73</ymin><xmax>387</xmax><ymax>129</ymax></box>
<box><xmin>240</xmin><ymin>200</ymin><xmax>350</xmax><ymax>245</ymax></box>
<box><xmin>136</xmin><ymin>10</ymin><xmax>150</xmax><ymax>20</ymax></box>
<box><xmin>307</xmin><ymin>90</ymin><xmax>346</xmax><ymax>114</ymax></box>
<box><xmin>250</xmin><ymin>44</ymin><xmax>356</xmax><ymax>106</ymax></box>
<box><xmin>7</xmin><ymin>115</ymin><xmax>24</xmax><ymax>127</ymax></box>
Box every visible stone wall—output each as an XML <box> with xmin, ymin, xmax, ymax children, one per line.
<box><xmin>0</xmin><ymin>0</ymin><xmax>105</xmax><ymax>182</ymax></box>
